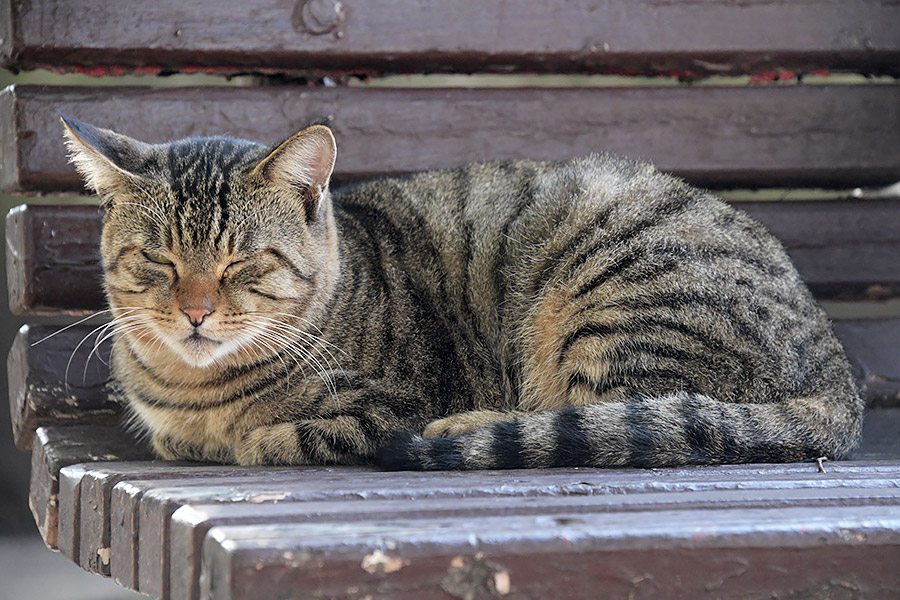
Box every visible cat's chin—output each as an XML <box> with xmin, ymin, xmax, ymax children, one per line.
<box><xmin>171</xmin><ymin>333</ymin><xmax>236</xmax><ymax>368</ymax></box>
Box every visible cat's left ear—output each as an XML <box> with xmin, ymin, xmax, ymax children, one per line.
<box><xmin>252</xmin><ymin>125</ymin><xmax>336</xmax><ymax>223</ymax></box>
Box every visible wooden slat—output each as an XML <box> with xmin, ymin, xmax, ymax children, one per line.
<box><xmin>2</xmin><ymin>0</ymin><xmax>899</xmax><ymax>78</ymax></box>
<box><xmin>8</xmin><ymin>323</ymin><xmax>119</xmax><ymax>450</ymax></box>
<box><xmin>27</xmin><ymin>425</ymin><xmax>153</xmax><ymax>549</ymax></box>
<box><xmin>3</xmin><ymin>84</ymin><xmax>899</xmax><ymax>194</ymax></box>
<box><xmin>201</xmin><ymin>504</ymin><xmax>900</xmax><ymax>600</ymax></box>
<box><xmin>51</xmin><ymin>455</ymin><xmax>900</xmax><ymax>599</ymax></box>
<box><xmin>8</xmin><ymin>199</ymin><xmax>900</xmax><ymax>316</ymax></box>
<box><xmin>5</xmin><ymin>203</ymin><xmax>105</xmax><ymax>315</ymax></box>
<box><xmin>33</xmin><ymin>409</ymin><xmax>900</xmax><ymax>597</ymax></box>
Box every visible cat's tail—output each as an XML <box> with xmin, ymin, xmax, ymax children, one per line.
<box><xmin>375</xmin><ymin>391</ymin><xmax>863</xmax><ymax>470</ymax></box>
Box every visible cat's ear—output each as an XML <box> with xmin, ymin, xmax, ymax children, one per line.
<box><xmin>60</xmin><ymin>114</ymin><xmax>152</xmax><ymax>201</ymax></box>
<box><xmin>251</xmin><ymin>125</ymin><xmax>336</xmax><ymax>223</ymax></box>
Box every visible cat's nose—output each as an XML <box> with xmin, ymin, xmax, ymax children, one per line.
<box><xmin>182</xmin><ymin>306</ymin><xmax>212</xmax><ymax>327</ymax></box>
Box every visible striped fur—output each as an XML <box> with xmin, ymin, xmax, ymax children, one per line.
<box><xmin>62</xmin><ymin>116</ymin><xmax>863</xmax><ymax>469</ymax></box>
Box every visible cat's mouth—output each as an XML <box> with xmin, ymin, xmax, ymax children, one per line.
<box><xmin>184</xmin><ymin>331</ymin><xmax>221</xmax><ymax>346</ymax></box>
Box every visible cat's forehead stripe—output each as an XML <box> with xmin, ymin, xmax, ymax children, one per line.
<box><xmin>165</xmin><ymin>138</ymin><xmax>256</xmax><ymax>249</ymax></box>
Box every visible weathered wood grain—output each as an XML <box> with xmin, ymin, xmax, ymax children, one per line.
<box><xmin>8</xmin><ymin>323</ymin><xmax>120</xmax><ymax>450</ymax></box>
<box><xmin>171</xmin><ymin>465</ymin><xmax>900</xmax><ymax>600</ymax></box>
<box><xmin>54</xmin><ymin>456</ymin><xmax>900</xmax><ymax>599</ymax></box>
<box><xmin>2</xmin><ymin>85</ymin><xmax>899</xmax><ymax>194</ymax></box>
<box><xmin>8</xmin><ymin>199</ymin><xmax>900</xmax><ymax>317</ymax></box>
<box><xmin>201</xmin><ymin>504</ymin><xmax>900</xmax><ymax>600</ymax></box>
<box><xmin>2</xmin><ymin>0</ymin><xmax>898</xmax><ymax>78</ymax></box>
<box><xmin>5</xmin><ymin>203</ymin><xmax>105</xmax><ymax>315</ymax></box>
<box><xmin>27</xmin><ymin>426</ymin><xmax>153</xmax><ymax>549</ymax></box>
<box><xmin>31</xmin><ymin>417</ymin><xmax>900</xmax><ymax>599</ymax></box>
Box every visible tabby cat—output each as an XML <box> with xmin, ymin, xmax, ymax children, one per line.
<box><xmin>61</xmin><ymin>115</ymin><xmax>863</xmax><ymax>470</ymax></box>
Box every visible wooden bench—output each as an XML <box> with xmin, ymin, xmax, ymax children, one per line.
<box><xmin>4</xmin><ymin>1</ymin><xmax>900</xmax><ymax>598</ymax></box>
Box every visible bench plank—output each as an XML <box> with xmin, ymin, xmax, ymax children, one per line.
<box><xmin>5</xmin><ymin>204</ymin><xmax>105</xmax><ymax>315</ymax></box>
<box><xmin>3</xmin><ymin>0</ymin><xmax>899</xmax><ymax>78</ymax></box>
<box><xmin>202</xmin><ymin>505</ymin><xmax>900</xmax><ymax>600</ymax></box>
<box><xmin>28</xmin><ymin>425</ymin><xmax>153</xmax><ymax>549</ymax></box>
<box><xmin>31</xmin><ymin>411</ymin><xmax>900</xmax><ymax>598</ymax></box>
<box><xmin>8</xmin><ymin>323</ymin><xmax>119</xmax><ymax>450</ymax></box>
<box><xmin>3</xmin><ymin>85</ymin><xmax>899</xmax><ymax>193</ymax></box>
<box><xmin>8</xmin><ymin>199</ymin><xmax>900</xmax><ymax>316</ymax></box>
<box><xmin>52</xmin><ymin>457</ymin><xmax>900</xmax><ymax>599</ymax></box>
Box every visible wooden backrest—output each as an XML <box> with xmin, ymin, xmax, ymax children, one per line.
<box><xmin>4</xmin><ymin>0</ymin><xmax>900</xmax><ymax>452</ymax></box>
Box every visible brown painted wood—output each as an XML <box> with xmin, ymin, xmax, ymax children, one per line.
<box><xmin>201</xmin><ymin>506</ymin><xmax>900</xmax><ymax>600</ymax></box>
<box><xmin>170</xmin><ymin>465</ymin><xmax>900</xmax><ymax>600</ymax></box>
<box><xmin>47</xmin><ymin>456</ymin><xmax>900</xmax><ymax>599</ymax></box>
<box><xmin>55</xmin><ymin>462</ymin><xmax>89</xmax><ymax>561</ymax></box>
<box><xmin>2</xmin><ymin>0</ymin><xmax>898</xmax><ymax>78</ymax></box>
<box><xmin>27</xmin><ymin>425</ymin><xmax>153</xmax><ymax>549</ymax></box>
<box><xmin>5</xmin><ymin>203</ymin><xmax>105</xmax><ymax>315</ymax></box>
<box><xmin>7</xmin><ymin>323</ymin><xmax>120</xmax><ymax>450</ymax></box>
<box><xmin>3</xmin><ymin>85</ymin><xmax>899</xmax><ymax>194</ymax></box>
<box><xmin>8</xmin><ymin>198</ymin><xmax>900</xmax><ymax>316</ymax></box>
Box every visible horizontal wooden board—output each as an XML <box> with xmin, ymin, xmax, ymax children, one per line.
<box><xmin>52</xmin><ymin>450</ymin><xmax>900</xmax><ymax>598</ymax></box>
<box><xmin>7</xmin><ymin>323</ymin><xmax>119</xmax><ymax>450</ymax></box>
<box><xmin>28</xmin><ymin>425</ymin><xmax>153</xmax><ymax>549</ymax></box>
<box><xmin>2</xmin><ymin>0</ymin><xmax>899</xmax><ymax>78</ymax></box>
<box><xmin>5</xmin><ymin>203</ymin><xmax>105</xmax><ymax>315</ymax></box>
<box><xmin>32</xmin><ymin>409</ymin><xmax>900</xmax><ymax>598</ymax></box>
<box><xmin>2</xmin><ymin>84</ymin><xmax>899</xmax><ymax>193</ymax></box>
<box><xmin>201</xmin><ymin>505</ymin><xmax>900</xmax><ymax>600</ymax></box>
<box><xmin>8</xmin><ymin>199</ymin><xmax>900</xmax><ymax>317</ymax></box>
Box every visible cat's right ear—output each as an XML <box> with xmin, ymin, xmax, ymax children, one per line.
<box><xmin>60</xmin><ymin>115</ymin><xmax>152</xmax><ymax>202</ymax></box>
<box><xmin>250</xmin><ymin>125</ymin><xmax>337</xmax><ymax>223</ymax></box>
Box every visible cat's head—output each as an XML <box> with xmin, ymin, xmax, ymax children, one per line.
<box><xmin>62</xmin><ymin>116</ymin><xmax>340</xmax><ymax>368</ymax></box>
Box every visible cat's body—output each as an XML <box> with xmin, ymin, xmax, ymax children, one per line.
<box><xmin>63</xmin><ymin>116</ymin><xmax>863</xmax><ymax>469</ymax></box>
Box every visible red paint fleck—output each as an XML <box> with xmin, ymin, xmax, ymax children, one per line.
<box><xmin>750</xmin><ymin>69</ymin><xmax>796</xmax><ymax>84</ymax></box>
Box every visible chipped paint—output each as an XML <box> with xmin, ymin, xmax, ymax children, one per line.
<box><xmin>360</xmin><ymin>549</ymin><xmax>408</xmax><ymax>574</ymax></box>
<box><xmin>493</xmin><ymin>570</ymin><xmax>511</xmax><ymax>595</ymax></box>
<box><xmin>97</xmin><ymin>547</ymin><xmax>111</xmax><ymax>566</ymax></box>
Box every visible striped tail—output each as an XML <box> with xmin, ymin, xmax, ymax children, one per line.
<box><xmin>375</xmin><ymin>392</ymin><xmax>863</xmax><ymax>471</ymax></box>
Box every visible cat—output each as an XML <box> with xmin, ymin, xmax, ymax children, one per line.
<box><xmin>61</xmin><ymin>115</ymin><xmax>863</xmax><ymax>470</ymax></box>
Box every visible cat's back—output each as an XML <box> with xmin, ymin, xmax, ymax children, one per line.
<box><xmin>332</xmin><ymin>153</ymin><xmax>855</xmax><ymax>408</ymax></box>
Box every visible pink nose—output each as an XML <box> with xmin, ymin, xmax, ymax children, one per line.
<box><xmin>182</xmin><ymin>306</ymin><xmax>211</xmax><ymax>327</ymax></box>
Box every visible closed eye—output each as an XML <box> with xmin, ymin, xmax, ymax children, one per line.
<box><xmin>142</xmin><ymin>250</ymin><xmax>174</xmax><ymax>265</ymax></box>
<box><xmin>222</xmin><ymin>260</ymin><xmax>246</xmax><ymax>281</ymax></box>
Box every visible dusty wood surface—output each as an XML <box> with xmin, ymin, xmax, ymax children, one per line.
<box><xmin>8</xmin><ymin>199</ymin><xmax>900</xmax><ymax>316</ymax></box>
<box><xmin>3</xmin><ymin>85</ymin><xmax>899</xmax><ymax>194</ymax></box>
<box><xmin>2</xmin><ymin>0</ymin><xmax>899</xmax><ymax>78</ymax></box>
<box><xmin>201</xmin><ymin>506</ymin><xmax>900</xmax><ymax>600</ymax></box>
<box><xmin>8</xmin><ymin>323</ymin><xmax>119</xmax><ymax>450</ymax></box>
<box><xmin>47</xmin><ymin>445</ymin><xmax>900</xmax><ymax>600</ymax></box>
<box><xmin>5</xmin><ymin>203</ymin><xmax>105</xmax><ymax>315</ymax></box>
<box><xmin>28</xmin><ymin>425</ymin><xmax>153</xmax><ymax>549</ymax></box>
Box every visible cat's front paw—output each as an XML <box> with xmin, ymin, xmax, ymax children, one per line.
<box><xmin>151</xmin><ymin>434</ymin><xmax>230</xmax><ymax>462</ymax></box>
<box><xmin>423</xmin><ymin>410</ymin><xmax>518</xmax><ymax>438</ymax></box>
<box><xmin>236</xmin><ymin>423</ymin><xmax>309</xmax><ymax>466</ymax></box>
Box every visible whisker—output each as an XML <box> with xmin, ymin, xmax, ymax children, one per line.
<box><xmin>250</xmin><ymin>316</ymin><xmax>345</xmax><ymax>377</ymax></box>
<box><xmin>31</xmin><ymin>306</ymin><xmax>147</xmax><ymax>346</ymax></box>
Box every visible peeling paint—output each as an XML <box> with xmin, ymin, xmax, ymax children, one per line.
<box><xmin>97</xmin><ymin>547</ymin><xmax>111</xmax><ymax>566</ymax></box>
<box><xmin>360</xmin><ymin>549</ymin><xmax>408</xmax><ymax>575</ymax></box>
<box><xmin>443</xmin><ymin>553</ymin><xmax>511</xmax><ymax>600</ymax></box>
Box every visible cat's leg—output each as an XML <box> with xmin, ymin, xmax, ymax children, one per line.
<box><xmin>234</xmin><ymin>378</ymin><xmax>428</xmax><ymax>466</ymax></box>
<box><xmin>151</xmin><ymin>433</ymin><xmax>235</xmax><ymax>463</ymax></box>
<box><xmin>423</xmin><ymin>410</ymin><xmax>529</xmax><ymax>438</ymax></box>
